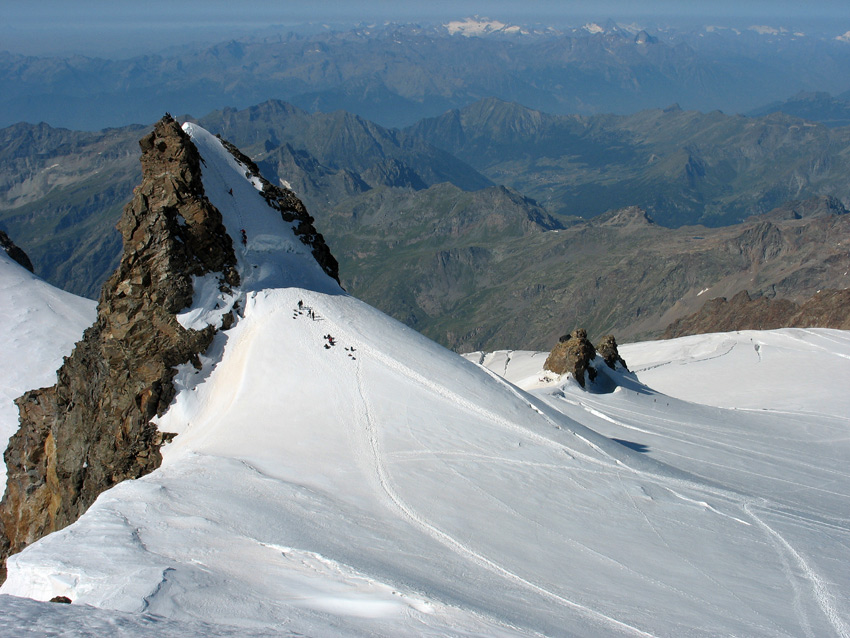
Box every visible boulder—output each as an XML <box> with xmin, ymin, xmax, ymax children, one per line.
<box><xmin>596</xmin><ymin>335</ymin><xmax>628</xmax><ymax>371</ymax></box>
<box><xmin>543</xmin><ymin>328</ymin><xmax>597</xmax><ymax>388</ymax></box>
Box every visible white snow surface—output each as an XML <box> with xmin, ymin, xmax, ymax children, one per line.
<box><xmin>445</xmin><ymin>17</ymin><xmax>524</xmax><ymax>37</ymax></box>
<box><xmin>0</xmin><ymin>252</ymin><xmax>95</xmax><ymax>484</ymax></box>
<box><xmin>2</xmin><ymin>125</ymin><xmax>850</xmax><ymax>637</ymax></box>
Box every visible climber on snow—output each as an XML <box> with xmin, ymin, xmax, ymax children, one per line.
<box><xmin>240</xmin><ymin>229</ymin><xmax>247</xmax><ymax>246</ymax></box>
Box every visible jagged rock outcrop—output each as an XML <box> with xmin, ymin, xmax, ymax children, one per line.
<box><xmin>0</xmin><ymin>230</ymin><xmax>34</xmax><ymax>272</ymax></box>
<box><xmin>792</xmin><ymin>289</ymin><xmax>850</xmax><ymax>329</ymax></box>
<box><xmin>0</xmin><ymin>115</ymin><xmax>241</xmax><ymax>578</ymax></box>
<box><xmin>544</xmin><ymin>329</ymin><xmax>597</xmax><ymax>388</ymax></box>
<box><xmin>596</xmin><ymin>335</ymin><xmax>628</xmax><ymax>371</ymax></box>
<box><xmin>662</xmin><ymin>288</ymin><xmax>850</xmax><ymax>338</ymax></box>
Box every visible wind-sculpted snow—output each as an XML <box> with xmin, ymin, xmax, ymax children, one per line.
<box><xmin>2</xmin><ymin>125</ymin><xmax>849</xmax><ymax>636</ymax></box>
<box><xmin>0</xmin><ymin>252</ymin><xmax>95</xmax><ymax>484</ymax></box>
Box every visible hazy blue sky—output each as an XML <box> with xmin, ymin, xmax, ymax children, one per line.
<box><xmin>3</xmin><ymin>1</ymin><xmax>849</xmax><ymax>56</ymax></box>
<box><xmin>6</xmin><ymin>1</ymin><xmax>850</xmax><ymax>23</ymax></box>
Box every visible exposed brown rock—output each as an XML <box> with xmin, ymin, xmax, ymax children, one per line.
<box><xmin>596</xmin><ymin>335</ymin><xmax>628</xmax><ymax>371</ymax></box>
<box><xmin>544</xmin><ymin>329</ymin><xmax>597</xmax><ymax>388</ymax></box>
<box><xmin>0</xmin><ymin>230</ymin><xmax>34</xmax><ymax>272</ymax></box>
<box><xmin>793</xmin><ymin>289</ymin><xmax>850</xmax><ymax>329</ymax></box>
<box><xmin>662</xmin><ymin>288</ymin><xmax>850</xmax><ymax>338</ymax></box>
<box><xmin>0</xmin><ymin>115</ymin><xmax>239</xmax><ymax>579</ymax></box>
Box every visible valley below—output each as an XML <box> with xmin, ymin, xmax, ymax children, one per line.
<box><xmin>1</xmin><ymin>99</ymin><xmax>849</xmax><ymax>351</ymax></box>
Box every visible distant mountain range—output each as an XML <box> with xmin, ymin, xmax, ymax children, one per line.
<box><xmin>748</xmin><ymin>90</ymin><xmax>850</xmax><ymax>127</ymax></box>
<box><xmin>1</xmin><ymin>100</ymin><xmax>849</xmax><ymax>350</ymax></box>
<box><xmin>324</xmin><ymin>198</ymin><xmax>850</xmax><ymax>350</ymax></box>
<box><xmin>0</xmin><ymin>122</ymin><xmax>145</xmax><ymax>296</ymax></box>
<box><xmin>3</xmin><ymin>20</ymin><xmax>850</xmax><ymax>131</ymax></box>
<box><xmin>408</xmin><ymin>97</ymin><xmax>850</xmax><ymax>226</ymax></box>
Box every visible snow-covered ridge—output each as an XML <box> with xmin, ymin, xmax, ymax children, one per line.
<box><xmin>181</xmin><ymin>123</ymin><xmax>341</xmax><ymax>299</ymax></box>
<box><xmin>445</xmin><ymin>17</ymin><xmax>527</xmax><ymax>37</ymax></box>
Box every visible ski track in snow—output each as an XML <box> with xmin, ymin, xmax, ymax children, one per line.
<box><xmin>629</xmin><ymin>340</ymin><xmax>739</xmax><ymax>373</ymax></box>
<box><xmin>350</xmin><ymin>325</ymin><xmax>848</xmax><ymax>637</ymax></box>
<box><xmin>745</xmin><ymin>503</ymin><xmax>850</xmax><ymax>638</ymax></box>
<box><xmin>573</xmin><ymin>397</ymin><xmax>850</xmax><ymax>485</ymax></box>
<box><xmin>281</xmin><ymin>295</ymin><xmax>660</xmax><ymax>635</ymax></box>
<box><xmin>526</xmin><ymin>355</ymin><xmax>850</xmax><ymax>637</ymax></box>
<box><xmin>792</xmin><ymin>329</ymin><xmax>850</xmax><ymax>360</ymax></box>
<box><xmin>538</xmin><ymin>395</ymin><xmax>850</xmax><ymax>634</ymax></box>
<box><xmin>613</xmin><ymin>473</ymin><xmax>785</xmax><ymax>635</ymax></box>
<box><xmin>349</xmin><ymin>339</ymin><xmax>658</xmax><ymax>637</ymax></box>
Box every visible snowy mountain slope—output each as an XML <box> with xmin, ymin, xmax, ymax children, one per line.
<box><xmin>0</xmin><ymin>252</ymin><xmax>95</xmax><ymax>484</ymax></box>
<box><xmin>472</xmin><ymin>332</ymin><xmax>850</xmax><ymax>637</ymax></box>
<box><xmin>623</xmin><ymin>329</ymin><xmax>850</xmax><ymax>414</ymax></box>
<box><xmin>2</xmin><ymin>126</ymin><xmax>849</xmax><ymax>636</ymax></box>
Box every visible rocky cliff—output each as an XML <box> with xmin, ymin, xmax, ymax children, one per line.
<box><xmin>662</xmin><ymin>288</ymin><xmax>850</xmax><ymax>338</ymax></box>
<box><xmin>0</xmin><ymin>115</ymin><xmax>338</xmax><ymax>580</ymax></box>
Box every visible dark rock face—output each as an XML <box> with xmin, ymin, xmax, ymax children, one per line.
<box><xmin>0</xmin><ymin>115</ymin><xmax>240</xmax><ymax>579</ymax></box>
<box><xmin>662</xmin><ymin>288</ymin><xmax>850</xmax><ymax>338</ymax></box>
<box><xmin>544</xmin><ymin>328</ymin><xmax>597</xmax><ymax>388</ymax></box>
<box><xmin>0</xmin><ymin>230</ymin><xmax>34</xmax><ymax>272</ymax></box>
<box><xmin>596</xmin><ymin>335</ymin><xmax>628</xmax><ymax>371</ymax></box>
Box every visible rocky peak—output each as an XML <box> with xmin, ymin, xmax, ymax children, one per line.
<box><xmin>0</xmin><ymin>115</ymin><xmax>247</xmax><ymax>578</ymax></box>
<box><xmin>634</xmin><ymin>30</ymin><xmax>657</xmax><ymax>45</ymax></box>
<box><xmin>0</xmin><ymin>230</ymin><xmax>33</xmax><ymax>272</ymax></box>
<box><xmin>543</xmin><ymin>330</ymin><xmax>630</xmax><ymax>387</ymax></box>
